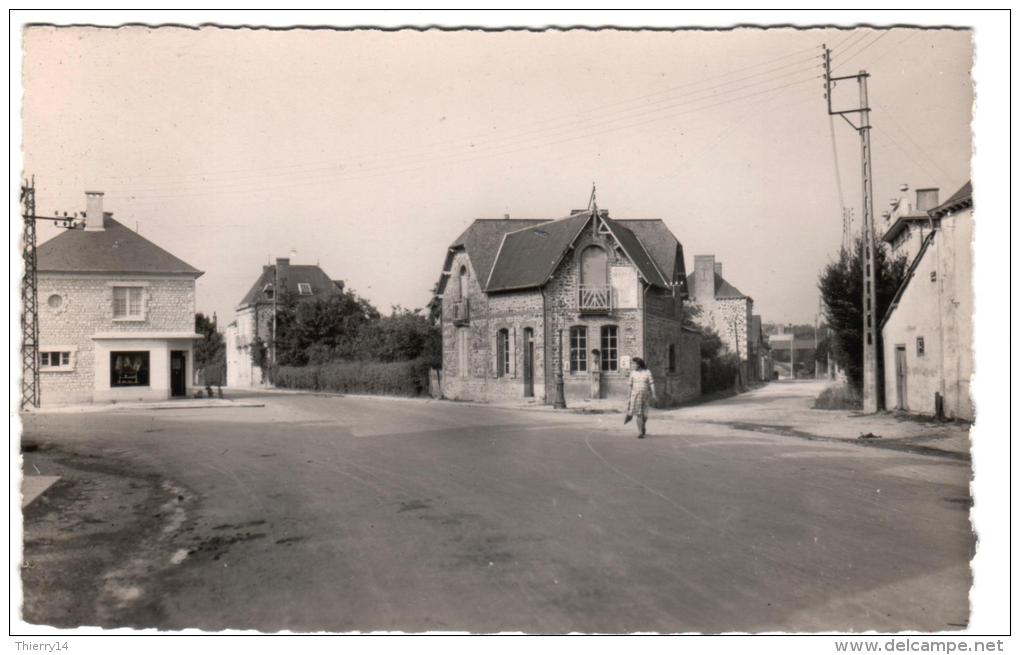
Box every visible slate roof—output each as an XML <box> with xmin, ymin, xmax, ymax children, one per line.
<box><xmin>929</xmin><ymin>181</ymin><xmax>972</xmax><ymax>218</ymax></box>
<box><xmin>439</xmin><ymin>213</ymin><xmax>682</xmax><ymax>295</ymax></box>
<box><xmin>237</xmin><ymin>263</ymin><xmax>343</xmax><ymax>309</ymax></box>
<box><xmin>686</xmin><ymin>270</ymin><xmax>748</xmax><ymax>300</ymax></box>
<box><xmin>37</xmin><ymin>216</ymin><xmax>202</xmax><ymax>276</ymax></box>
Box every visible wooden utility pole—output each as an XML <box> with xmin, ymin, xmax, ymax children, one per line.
<box><xmin>824</xmin><ymin>46</ymin><xmax>882</xmax><ymax>412</ymax></box>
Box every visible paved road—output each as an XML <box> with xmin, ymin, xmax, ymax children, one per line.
<box><xmin>19</xmin><ymin>384</ymin><xmax>973</xmax><ymax>632</ymax></box>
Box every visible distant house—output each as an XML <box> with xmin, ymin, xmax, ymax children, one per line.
<box><xmin>881</xmin><ymin>181</ymin><xmax>973</xmax><ymax>420</ymax></box>
<box><xmin>225</xmin><ymin>258</ymin><xmax>342</xmax><ymax>387</ymax></box>
<box><xmin>686</xmin><ymin>255</ymin><xmax>756</xmax><ymax>381</ymax></box>
<box><xmin>436</xmin><ymin>208</ymin><xmax>701</xmax><ymax>405</ymax></box>
<box><xmin>748</xmin><ymin>314</ymin><xmax>773</xmax><ymax>381</ymax></box>
<box><xmin>36</xmin><ymin>191</ymin><xmax>204</xmax><ymax>404</ymax></box>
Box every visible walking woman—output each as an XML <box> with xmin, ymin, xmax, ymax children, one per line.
<box><xmin>626</xmin><ymin>357</ymin><xmax>656</xmax><ymax>438</ymax></box>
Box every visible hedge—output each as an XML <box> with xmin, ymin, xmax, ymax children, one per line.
<box><xmin>272</xmin><ymin>357</ymin><xmax>432</xmax><ymax>397</ymax></box>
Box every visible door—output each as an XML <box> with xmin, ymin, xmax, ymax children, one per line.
<box><xmin>522</xmin><ymin>328</ymin><xmax>535</xmax><ymax>397</ymax></box>
<box><xmin>894</xmin><ymin>345</ymin><xmax>907</xmax><ymax>410</ymax></box>
<box><xmin>170</xmin><ymin>350</ymin><xmax>187</xmax><ymax>398</ymax></box>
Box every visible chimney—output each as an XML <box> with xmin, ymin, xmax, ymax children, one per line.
<box><xmin>693</xmin><ymin>255</ymin><xmax>716</xmax><ymax>302</ymax></box>
<box><xmin>84</xmin><ymin>191</ymin><xmax>105</xmax><ymax>231</ymax></box>
<box><xmin>275</xmin><ymin>258</ymin><xmax>290</xmax><ymax>286</ymax></box>
<box><xmin>714</xmin><ymin>262</ymin><xmax>723</xmax><ymax>277</ymax></box>
<box><xmin>915</xmin><ymin>188</ymin><xmax>940</xmax><ymax>212</ymax></box>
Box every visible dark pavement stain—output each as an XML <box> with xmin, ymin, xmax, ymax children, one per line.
<box><xmin>718</xmin><ymin>421</ymin><xmax>969</xmax><ymax>461</ymax></box>
<box><xmin>275</xmin><ymin>536</ymin><xmax>306</xmax><ymax>545</ymax></box>
<box><xmin>941</xmin><ymin>497</ymin><xmax>972</xmax><ymax>509</ymax></box>
<box><xmin>211</xmin><ymin>519</ymin><xmax>267</xmax><ymax>530</ymax></box>
<box><xmin>398</xmin><ymin>499</ymin><xmax>432</xmax><ymax>512</ymax></box>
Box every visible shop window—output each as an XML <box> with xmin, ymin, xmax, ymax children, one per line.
<box><xmin>111</xmin><ymin>351</ymin><xmax>150</xmax><ymax>387</ymax></box>
<box><xmin>569</xmin><ymin>327</ymin><xmax>588</xmax><ymax>373</ymax></box>
<box><xmin>600</xmin><ymin>326</ymin><xmax>619</xmax><ymax>371</ymax></box>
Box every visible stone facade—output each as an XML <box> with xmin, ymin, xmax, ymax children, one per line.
<box><xmin>687</xmin><ymin>255</ymin><xmax>755</xmax><ymax>382</ymax></box>
<box><xmin>440</xmin><ymin>215</ymin><xmax>700</xmax><ymax>406</ymax></box>
<box><xmin>38</xmin><ymin>274</ymin><xmax>199</xmax><ymax>404</ymax></box>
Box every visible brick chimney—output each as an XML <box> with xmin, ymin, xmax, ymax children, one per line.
<box><xmin>714</xmin><ymin>262</ymin><xmax>723</xmax><ymax>277</ymax></box>
<box><xmin>275</xmin><ymin>258</ymin><xmax>290</xmax><ymax>287</ymax></box>
<box><xmin>693</xmin><ymin>255</ymin><xmax>716</xmax><ymax>302</ymax></box>
<box><xmin>915</xmin><ymin>188</ymin><xmax>940</xmax><ymax>212</ymax></box>
<box><xmin>84</xmin><ymin>191</ymin><xmax>105</xmax><ymax>231</ymax></box>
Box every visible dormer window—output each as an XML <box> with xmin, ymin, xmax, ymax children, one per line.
<box><xmin>298</xmin><ymin>283</ymin><xmax>313</xmax><ymax>296</ymax></box>
<box><xmin>263</xmin><ymin>283</ymin><xmax>274</xmax><ymax>299</ymax></box>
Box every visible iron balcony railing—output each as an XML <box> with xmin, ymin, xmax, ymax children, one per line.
<box><xmin>450</xmin><ymin>298</ymin><xmax>470</xmax><ymax>325</ymax></box>
<box><xmin>578</xmin><ymin>286</ymin><xmax>612</xmax><ymax>314</ymax></box>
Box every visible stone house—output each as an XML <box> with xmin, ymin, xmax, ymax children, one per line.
<box><xmin>35</xmin><ymin>191</ymin><xmax>204</xmax><ymax>405</ymax></box>
<box><xmin>436</xmin><ymin>209</ymin><xmax>701</xmax><ymax>406</ymax></box>
<box><xmin>881</xmin><ymin>181</ymin><xmax>973</xmax><ymax>420</ymax></box>
<box><xmin>225</xmin><ymin>257</ymin><xmax>342</xmax><ymax>387</ymax></box>
<box><xmin>685</xmin><ymin>255</ymin><xmax>755</xmax><ymax>382</ymax></box>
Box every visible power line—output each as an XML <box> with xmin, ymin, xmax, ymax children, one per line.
<box><xmin>104</xmin><ymin>57</ymin><xmax>823</xmax><ymax>194</ymax></box>
<box><xmin>90</xmin><ymin>47</ymin><xmax>824</xmax><ymax>189</ymax></box>
<box><xmin>121</xmin><ymin>74</ymin><xmax>823</xmax><ymax>202</ymax></box>
<box><xmin>832</xmin><ymin>31</ymin><xmax>890</xmax><ymax>72</ymax></box>
<box><xmin>872</xmin><ymin>101</ymin><xmax>956</xmax><ymax>182</ymax></box>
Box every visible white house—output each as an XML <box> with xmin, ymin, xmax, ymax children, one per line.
<box><xmin>880</xmin><ymin>181</ymin><xmax>973</xmax><ymax>420</ymax></box>
<box><xmin>36</xmin><ymin>191</ymin><xmax>204</xmax><ymax>404</ymax></box>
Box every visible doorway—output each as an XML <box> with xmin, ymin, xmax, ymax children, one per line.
<box><xmin>894</xmin><ymin>345</ymin><xmax>907</xmax><ymax>410</ymax></box>
<box><xmin>170</xmin><ymin>350</ymin><xmax>187</xmax><ymax>398</ymax></box>
<box><xmin>522</xmin><ymin>328</ymin><xmax>534</xmax><ymax>397</ymax></box>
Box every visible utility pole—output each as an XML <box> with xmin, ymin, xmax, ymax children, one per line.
<box><xmin>19</xmin><ymin>177</ymin><xmax>84</xmax><ymax>410</ymax></box>
<box><xmin>20</xmin><ymin>178</ymin><xmax>40</xmax><ymax>410</ymax></box>
<box><xmin>824</xmin><ymin>45</ymin><xmax>882</xmax><ymax>412</ymax></box>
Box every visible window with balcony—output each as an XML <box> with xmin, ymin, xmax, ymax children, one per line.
<box><xmin>600</xmin><ymin>325</ymin><xmax>619</xmax><ymax>371</ymax></box>
<box><xmin>579</xmin><ymin>246</ymin><xmax>611</xmax><ymax>313</ymax></box>
<box><xmin>451</xmin><ymin>265</ymin><xmax>471</xmax><ymax>325</ymax></box>
<box><xmin>569</xmin><ymin>326</ymin><xmax>588</xmax><ymax>373</ymax></box>
<box><xmin>496</xmin><ymin>328</ymin><xmax>510</xmax><ymax>377</ymax></box>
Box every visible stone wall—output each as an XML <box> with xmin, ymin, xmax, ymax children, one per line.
<box><xmin>37</xmin><ymin>274</ymin><xmax>196</xmax><ymax>404</ymax></box>
<box><xmin>690</xmin><ymin>296</ymin><xmax>753</xmax><ymax>381</ymax></box>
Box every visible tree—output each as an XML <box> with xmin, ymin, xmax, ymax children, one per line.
<box><xmin>195</xmin><ymin>312</ymin><xmax>226</xmax><ymax>386</ymax></box>
<box><xmin>818</xmin><ymin>236</ymin><xmax>907</xmax><ymax>392</ymax></box>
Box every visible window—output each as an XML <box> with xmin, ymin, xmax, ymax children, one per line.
<box><xmin>112</xmin><ymin>287</ymin><xmax>144</xmax><ymax>319</ymax></box>
<box><xmin>297</xmin><ymin>282</ymin><xmax>313</xmax><ymax>295</ymax></box>
<box><xmin>600</xmin><ymin>326</ymin><xmax>619</xmax><ymax>371</ymax></box>
<box><xmin>40</xmin><ymin>351</ymin><xmax>71</xmax><ymax>370</ymax></box>
<box><xmin>580</xmin><ymin>246</ymin><xmax>609</xmax><ymax>286</ymax></box>
<box><xmin>668</xmin><ymin>344</ymin><xmax>676</xmax><ymax>373</ymax></box>
<box><xmin>263</xmin><ymin>283</ymin><xmax>274</xmax><ymax>299</ymax></box>
<box><xmin>111</xmin><ymin>351</ymin><xmax>150</xmax><ymax>387</ymax></box>
<box><xmin>916</xmin><ymin>336</ymin><xmax>925</xmax><ymax>356</ymax></box>
<box><xmin>496</xmin><ymin>329</ymin><xmax>510</xmax><ymax>378</ymax></box>
<box><xmin>47</xmin><ymin>294</ymin><xmax>63</xmax><ymax>309</ymax></box>
<box><xmin>569</xmin><ymin>327</ymin><xmax>588</xmax><ymax>373</ymax></box>
<box><xmin>458</xmin><ymin>266</ymin><xmax>468</xmax><ymax>300</ymax></box>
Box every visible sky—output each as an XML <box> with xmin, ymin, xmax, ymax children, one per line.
<box><xmin>20</xmin><ymin>25</ymin><xmax>973</xmax><ymax>326</ymax></box>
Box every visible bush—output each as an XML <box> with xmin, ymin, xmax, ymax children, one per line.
<box><xmin>813</xmin><ymin>384</ymin><xmax>863</xmax><ymax>410</ymax></box>
<box><xmin>272</xmin><ymin>357</ymin><xmax>432</xmax><ymax>397</ymax></box>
